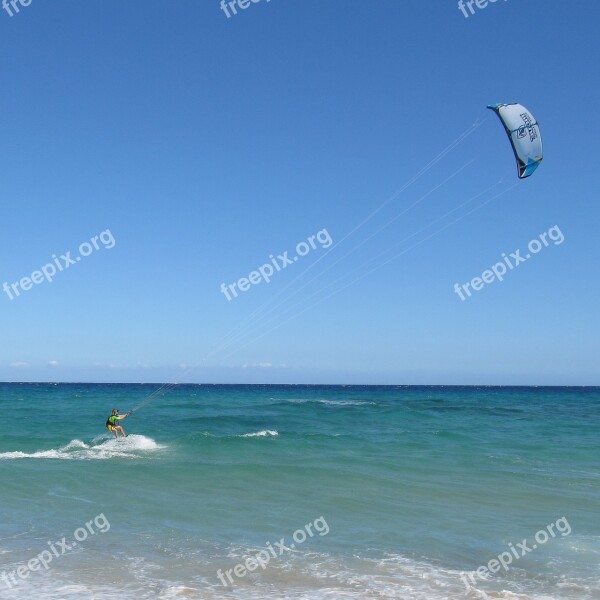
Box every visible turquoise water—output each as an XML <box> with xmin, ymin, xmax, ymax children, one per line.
<box><xmin>0</xmin><ymin>384</ymin><xmax>598</xmax><ymax>599</ymax></box>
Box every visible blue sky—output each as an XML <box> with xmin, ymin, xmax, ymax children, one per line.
<box><xmin>0</xmin><ymin>0</ymin><xmax>598</xmax><ymax>384</ymax></box>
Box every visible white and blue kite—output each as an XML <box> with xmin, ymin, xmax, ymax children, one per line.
<box><xmin>488</xmin><ymin>102</ymin><xmax>544</xmax><ymax>179</ymax></box>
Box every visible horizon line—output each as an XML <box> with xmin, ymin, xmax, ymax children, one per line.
<box><xmin>0</xmin><ymin>381</ymin><xmax>598</xmax><ymax>388</ymax></box>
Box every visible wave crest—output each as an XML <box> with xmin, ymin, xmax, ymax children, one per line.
<box><xmin>240</xmin><ymin>430</ymin><xmax>279</xmax><ymax>438</ymax></box>
<box><xmin>0</xmin><ymin>434</ymin><xmax>165</xmax><ymax>461</ymax></box>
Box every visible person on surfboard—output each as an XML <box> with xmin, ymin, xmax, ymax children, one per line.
<box><xmin>106</xmin><ymin>408</ymin><xmax>130</xmax><ymax>439</ymax></box>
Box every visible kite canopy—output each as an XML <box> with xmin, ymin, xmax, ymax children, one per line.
<box><xmin>488</xmin><ymin>103</ymin><xmax>543</xmax><ymax>179</ymax></box>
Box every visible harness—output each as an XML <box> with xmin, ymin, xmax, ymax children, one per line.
<box><xmin>106</xmin><ymin>415</ymin><xmax>119</xmax><ymax>428</ymax></box>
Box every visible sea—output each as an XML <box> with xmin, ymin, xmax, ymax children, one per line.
<box><xmin>0</xmin><ymin>383</ymin><xmax>598</xmax><ymax>599</ymax></box>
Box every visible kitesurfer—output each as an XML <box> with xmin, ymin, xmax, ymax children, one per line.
<box><xmin>106</xmin><ymin>408</ymin><xmax>130</xmax><ymax>439</ymax></box>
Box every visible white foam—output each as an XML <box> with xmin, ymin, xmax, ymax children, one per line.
<box><xmin>287</xmin><ymin>398</ymin><xmax>376</xmax><ymax>406</ymax></box>
<box><xmin>240</xmin><ymin>430</ymin><xmax>279</xmax><ymax>438</ymax></box>
<box><xmin>0</xmin><ymin>435</ymin><xmax>165</xmax><ymax>461</ymax></box>
<box><xmin>158</xmin><ymin>586</ymin><xmax>201</xmax><ymax>598</ymax></box>
<box><xmin>0</xmin><ymin>550</ymin><xmax>590</xmax><ymax>599</ymax></box>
